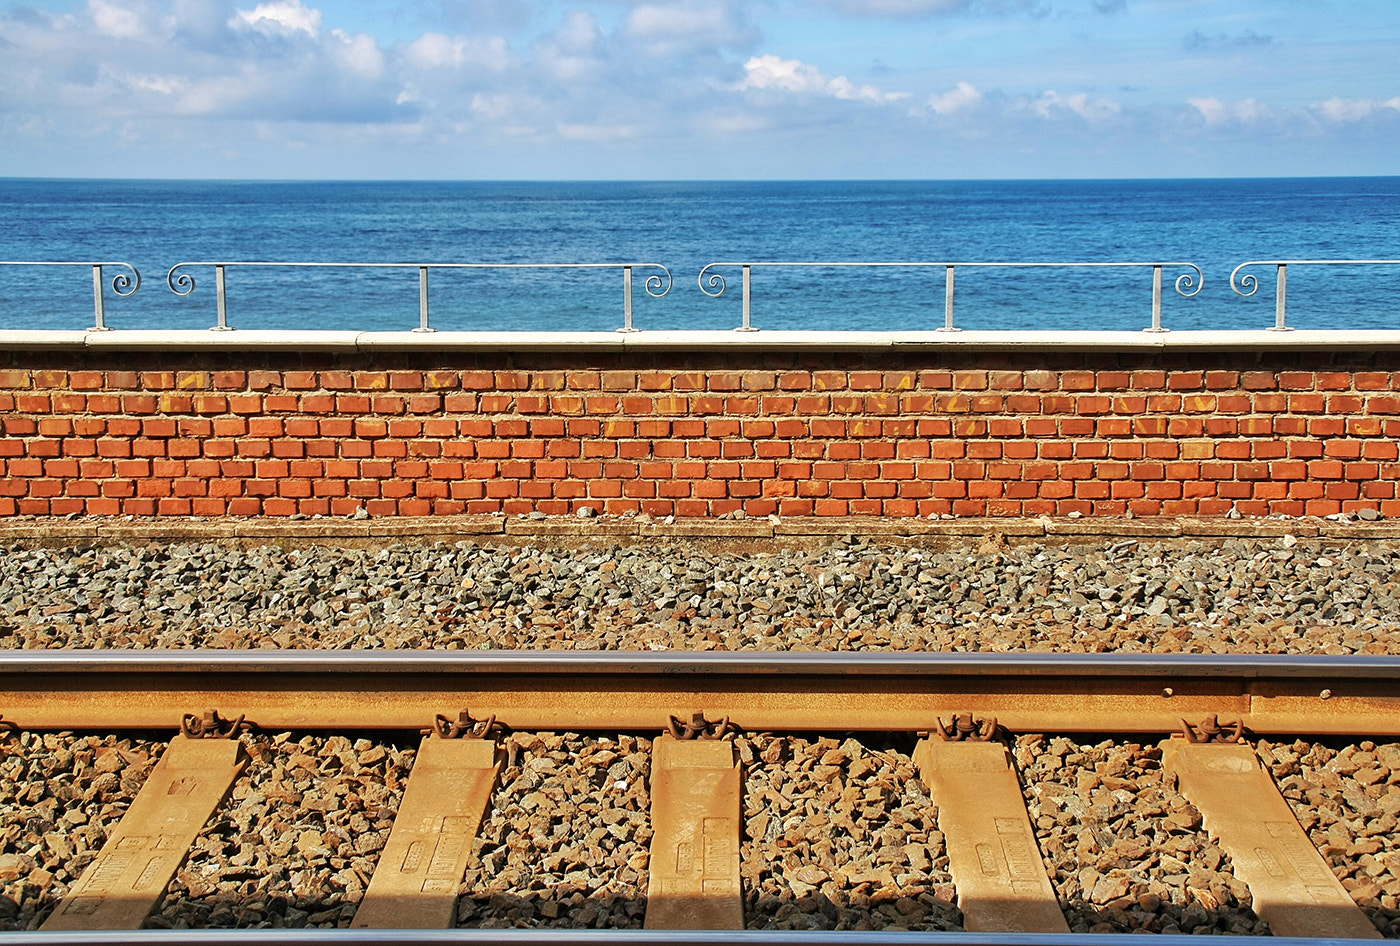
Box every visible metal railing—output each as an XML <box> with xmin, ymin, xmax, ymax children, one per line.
<box><xmin>697</xmin><ymin>261</ymin><xmax>1203</xmax><ymax>332</ymax></box>
<box><xmin>0</xmin><ymin>261</ymin><xmax>141</xmax><ymax>331</ymax></box>
<box><xmin>1231</xmin><ymin>259</ymin><xmax>1400</xmax><ymax>331</ymax></box>
<box><xmin>165</xmin><ymin>261</ymin><xmax>673</xmax><ymax>332</ymax></box>
<box><xmin>13</xmin><ymin>256</ymin><xmax>1400</xmax><ymax>335</ymax></box>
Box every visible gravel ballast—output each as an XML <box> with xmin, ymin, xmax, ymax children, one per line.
<box><xmin>459</xmin><ymin>732</ymin><xmax>650</xmax><ymax>929</ymax></box>
<box><xmin>1016</xmin><ymin>735</ymin><xmax>1265</xmax><ymax>935</ymax></box>
<box><xmin>4</xmin><ymin>731</ymin><xmax>1397</xmax><ymax>934</ymax></box>
<box><xmin>153</xmin><ymin>733</ymin><xmax>415</xmax><ymax>929</ymax></box>
<box><xmin>3</xmin><ymin>536</ymin><xmax>1400</xmax><ymax>654</ymax></box>
<box><xmin>739</xmin><ymin>734</ymin><xmax>959</xmax><ymax>932</ymax></box>
<box><xmin>5</xmin><ymin>530</ymin><xmax>1400</xmax><ymax>935</ymax></box>
<box><xmin>1261</xmin><ymin>738</ymin><xmax>1400</xmax><ymax>936</ymax></box>
<box><xmin>0</xmin><ymin>732</ymin><xmax>161</xmax><ymax>931</ymax></box>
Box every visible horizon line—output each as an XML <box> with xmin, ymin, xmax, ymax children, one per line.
<box><xmin>2</xmin><ymin>174</ymin><xmax>1400</xmax><ymax>186</ymax></box>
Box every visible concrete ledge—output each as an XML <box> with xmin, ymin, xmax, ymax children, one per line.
<box><xmin>5</xmin><ymin>522</ymin><xmax>101</xmax><ymax>540</ymax></box>
<box><xmin>1320</xmin><ymin>521</ymin><xmax>1400</xmax><ymax>539</ymax></box>
<box><xmin>369</xmin><ymin>515</ymin><xmax>505</xmax><ymax>537</ymax></box>
<box><xmin>641</xmin><ymin>520</ymin><xmax>774</xmax><ymax>538</ymax></box>
<box><xmin>1175</xmin><ymin>518</ymin><xmax>1321</xmax><ymax>538</ymax></box>
<box><xmin>775</xmin><ymin>517</ymin><xmax>1045</xmax><ymax>537</ymax></box>
<box><xmin>8</xmin><ymin>327</ymin><xmax>1400</xmax><ymax>353</ymax></box>
<box><xmin>0</xmin><ymin>515</ymin><xmax>1389</xmax><ymax>546</ymax></box>
<box><xmin>1043</xmin><ymin>519</ymin><xmax>1183</xmax><ymax>537</ymax></box>
<box><xmin>503</xmin><ymin>519</ymin><xmax>641</xmax><ymax>537</ymax></box>
<box><xmin>96</xmin><ymin>520</ymin><xmax>238</xmax><ymax>541</ymax></box>
<box><xmin>231</xmin><ymin>520</ymin><xmax>370</xmax><ymax>539</ymax></box>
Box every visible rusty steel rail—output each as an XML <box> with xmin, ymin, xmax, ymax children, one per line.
<box><xmin>0</xmin><ymin>930</ymin><xmax>1381</xmax><ymax>945</ymax></box>
<box><xmin>2</xmin><ymin>650</ymin><xmax>1397</xmax><ymax>737</ymax></box>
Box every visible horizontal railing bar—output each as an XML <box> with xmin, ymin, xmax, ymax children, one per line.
<box><xmin>698</xmin><ymin>260</ymin><xmax>1203</xmax><ymax>333</ymax></box>
<box><xmin>700</xmin><ymin>261</ymin><xmax>1200</xmax><ymax>268</ymax></box>
<box><xmin>1233</xmin><ymin>258</ymin><xmax>1400</xmax><ymax>267</ymax></box>
<box><xmin>0</xmin><ymin>260</ymin><xmax>140</xmax><ymax>268</ymax></box>
<box><xmin>166</xmin><ymin>261</ymin><xmax>672</xmax><ymax>271</ymax></box>
<box><xmin>0</xmin><ymin>260</ymin><xmax>142</xmax><ymax>331</ymax></box>
<box><xmin>164</xmin><ymin>261</ymin><xmax>672</xmax><ymax>333</ymax></box>
<box><xmin>1230</xmin><ymin>258</ymin><xmax>1400</xmax><ymax>296</ymax></box>
<box><xmin>1229</xmin><ymin>259</ymin><xmax>1400</xmax><ymax>331</ymax></box>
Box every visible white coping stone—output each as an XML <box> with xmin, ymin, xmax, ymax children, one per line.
<box><xmin>354</xmin><ymin>330</ymin><xmax>627</xmax><ymax>350</ymax></box>
<box><xmin>78</xmin><ymin>329</ymin><xmax>363</xmax><ymax>350</ymax></box>
<box><xmin>0</xmin><ymin>330</ymin><xmax>90</xmax><ymax>349</ymax></box>
<box><xmin>625</xmin><ymin>330</ymin><xmax>896</xmax><ymax>349</ymax></box>
<box><xmin>3</xmin><ymin>327</ymin><xmax>1400</xmax><ymax>352</ymax></box>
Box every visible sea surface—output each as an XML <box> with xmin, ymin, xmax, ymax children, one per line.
<box><xmin>0</xmin><ymin>178</ymin><xmax>1397</xmax><ymax>334</ymax></box>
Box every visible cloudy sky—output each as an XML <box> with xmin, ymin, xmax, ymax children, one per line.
<box><xmin>1</xmin><ymin>0</ymin><xmax>1397</xmax><ymax>178</ymax></box>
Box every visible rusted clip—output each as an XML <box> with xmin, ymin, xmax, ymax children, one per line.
<box><xmin>0</xmin><ymin>716</ymin><xmax>16</xmax><ymax>741</ymax></box>
<box><xmin>1180</xmin><ymin>715</ymin><xmax>1245</xmax><ymax>744</ymax></box>
<box><xmin>667</xmin><ymin>710</ymin><xmax>734</xmax><ymax>740</ymax></box>
<box><xmin>427</xmin><ymin>710</ymin><xmax>504</xmax><ymax>740</ymax></box>
<box><xmin>934</xmin><ymin>713</ymin><xmax>1000</xmax><ymax>742</ymax></box>
<box><xmin>181</xmin><ymin>709</ymin><xmax>249</xmax><ymax>739</ymax></box>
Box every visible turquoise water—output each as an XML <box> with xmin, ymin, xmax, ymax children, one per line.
<box><xmin>0</xmin><ymin>178</ymin><xmax>1397</xmax><ymax>333</ymax></box>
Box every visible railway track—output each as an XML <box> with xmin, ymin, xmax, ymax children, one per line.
<box><xmin>1</xmin><ymin>650</ymin><xmax>1398</xmax><ymax>942</ymax></box>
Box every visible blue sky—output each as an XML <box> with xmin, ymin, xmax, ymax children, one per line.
<box><xmin>1</xmin><ymin>0</ymin><xmax>1397</xmax><ymax>178</ymax></box>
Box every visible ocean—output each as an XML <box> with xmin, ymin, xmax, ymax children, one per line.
<box><xmin>0</xmin><ymin>178</ymin><xmax>1397</xmax><ymax>334</ymax></box>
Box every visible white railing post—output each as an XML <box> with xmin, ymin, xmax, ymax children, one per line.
<box><xmin>736</xmin><ymin>264</ymin><xmax>757</xmax><ymax>332</ymax></box>
<box><xmin>1270</xmin><ymin>263</ymin><xmax>1290</xmax><ymax>331</ymax></box>
<box><xmin>414</xmin><ymin>265</ymin><xmax>434</xmax><ymax>333</ymax></box>
<box><xmin>1145</xmin><ymin>264</ymin><xmax>1168</xmax><ymax>332</ymax></box>
<box><xmin>940</xmin><ymin>264</ymin><xmax>959</xmax><ymax>332</ymax></box>
<box><xmin>91</xmin><ymin>265</ymin><xmax>108</xmax><ymax>331</ymax></box>
<box><xmin>620</xmin><ymin>265</ymin><xmax>636</xmax><ymax>332</ymax></box>
<box><xmin>212</xmin><ymin>265</ymin><xmax>231</xmax><ymax>331</ymax></box>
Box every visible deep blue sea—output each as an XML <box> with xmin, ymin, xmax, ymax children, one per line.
<box><xmin>0</xmin><ymin>178</ymin><xmax>1397</xmax><ymax>334</ymax></box>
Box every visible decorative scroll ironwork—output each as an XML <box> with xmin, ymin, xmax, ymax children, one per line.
<box><xmin>1231</xmin><ymin>259</ymin><xmax>1400</xmax><ymax>332</ymax></box>
<box><xmin>698</xmin><ymin>260</ymin><xmax>1203</xmax><ymax>333</ymax></box>
<box><xmin>0</xmin><ymin>261</ymin><xmax>141</xmax><ymax>331</ymax></box>
<box><xmin>166</xmin><ymin>261</ymin><xmax>671</xmax><ymax>332</ymax></box>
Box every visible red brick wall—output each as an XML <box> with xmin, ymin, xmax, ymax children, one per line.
<box><xmin>1</xmin><ymin>349</ymin><xmax>1398</xmax><ymax>518</ymax></box>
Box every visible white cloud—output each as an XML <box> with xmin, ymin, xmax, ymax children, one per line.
<box><xmin>1188</xmin><ymin>96</ymin><xmax>1269</xmax><ymax>127</ymax></box>
<box><xmin>927</xmin><ymin>80</ymin><xmax>981</xmax><ymax>115</ymax></box>
<box><xmin>827</xmin><ymin>0</ymin><xmax>964</xmax><ymax>12</ymax></box>
<box><xmin>89</xmin><ymin>0</ymin><xmax>148</xmax><ymax>39</ymax></box>
<box><xmin>4</xmin><ymin>0</ymin><xmax>1399</xmax><ymax>178</ymax></box>
<box><xmin>557</xmin><ymin>121</ymin><xmax>637</xmax><ymax>141</ymax></box>
<box><xmin>741</xmin><ymin>54</ymin><xmax>906</xmax><ymax>103</ymax></box>
<box><xmin>816</xmin><ymin>0</ymin><xmax>1048</xmax><ymax>16</ymax></box>
<box><xmin>1187</xmin><ymin>96</ymin><xmax>1225</xmax><ymax>125</ymax></box>
<box><xmin>231</xmin><ymin>0</ymin><xmax>321</xmax><ymax>37</ymax></box>
<box><xmin>1033</xmin><ymin>90</ymin><xmax>1120</xmax><ymax>121</ymax></box>
<box><xmin>623</xmin><ymin>1</ymin><xmax>755</xmax><ymax>57</ymax></box>
<box><xmin>329</xmin><ymin>29</ymin><xmax>384</xmax><ymax>80</ymax></box>
<box><xmin>1315</xmin><ymin>97</ymin><xmax>1400</xmax><ymax>123</ymax></box>
<box><xmin>403</xmin><ymin>31</ymin><xmax>515</xmax><ymax>73</ymax></box>
<box><xmin>532</xmin><ymin>11</ymin><xmax>606</xmax><ymax>83</ymax></box>
<box><xmin>119</xmin><ymin>71</ymin><xmax>188</xmax><ymax>96</ymax></box>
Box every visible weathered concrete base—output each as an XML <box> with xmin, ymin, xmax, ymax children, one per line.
<box><xmin>0</xmin><ymin>514</ymin><xmax>1395</xmax><ymax>550</ymax></box>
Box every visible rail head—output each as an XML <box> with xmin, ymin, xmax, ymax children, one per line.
<box><xmin>5</xmin><ymin>648</ymin><xmax>1400</xmax><ymax>678</ymax></box>
<box><xmin>0</xmin><ymin>924</ymin><xmax>1380</xmax><ymax>945</ymax></box>
<box><xmin>5</xmin><ymin>649</ymin><xmax>1397</xmax><ymax>736</ymax></box>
